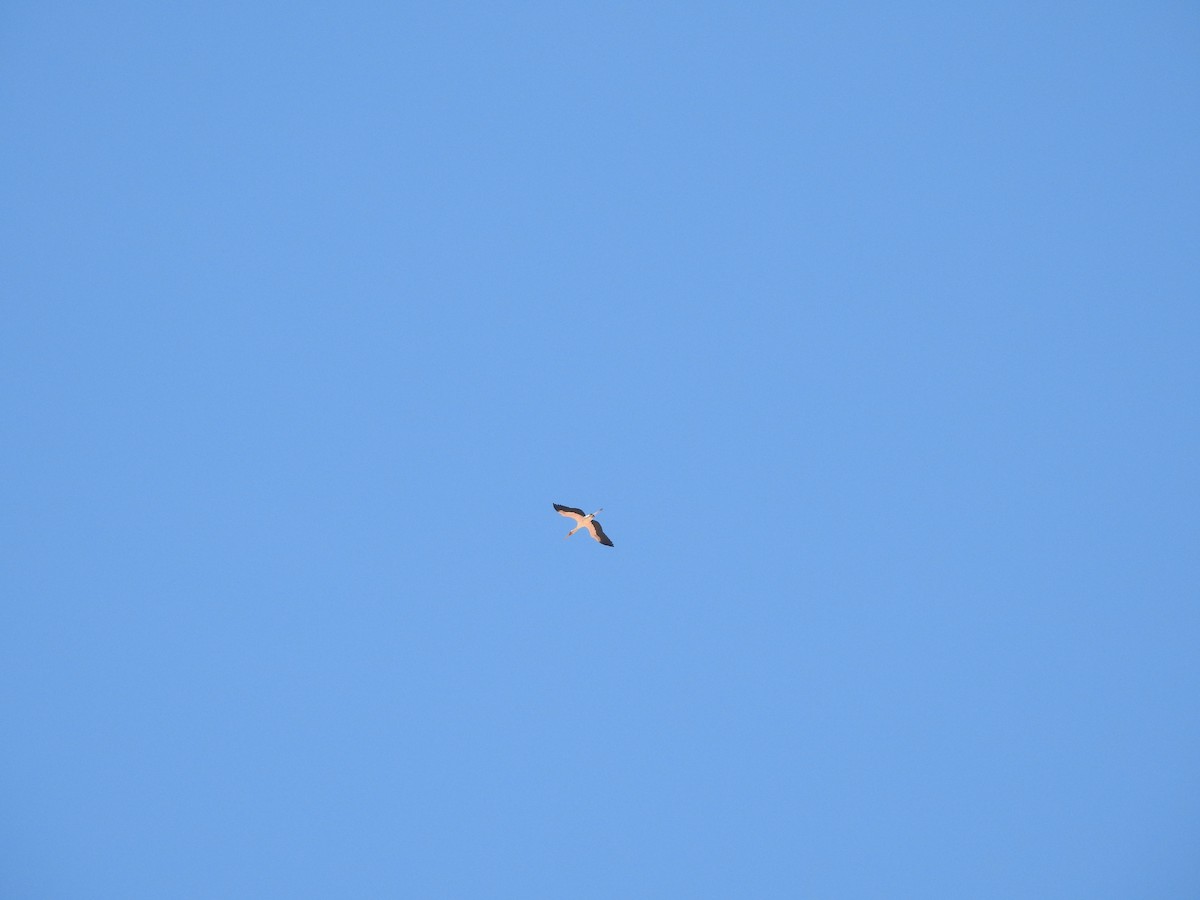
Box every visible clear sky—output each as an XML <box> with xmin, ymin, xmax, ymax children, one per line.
<box><xmin>3</xmin><ymin>3</ymin><xmax>1198</xmax><ymax>897</ymax></box>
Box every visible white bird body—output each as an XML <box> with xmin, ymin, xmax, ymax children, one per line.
<box><xmin>553</xmin><ymin>503</ymin><xmax>614</xmax><ymax>547</ymax></box>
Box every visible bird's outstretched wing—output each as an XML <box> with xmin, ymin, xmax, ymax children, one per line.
<box><xmin>553</xmin><ymin>503</ymin><xmax>586</xmax><ymax>521</ymax></box>
<box><xmin>587</xmin><ymin>519</ymin><xmax>614</xmax><ymax>547</ymax></box>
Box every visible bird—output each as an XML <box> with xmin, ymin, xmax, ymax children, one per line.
<box><xmin>553</xmin><ymin>503</ymin><xmax>614</xmax><ymax>547</ymax></box>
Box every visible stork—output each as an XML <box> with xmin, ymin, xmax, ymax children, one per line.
<box><xmin>553</xmin><ymin>503</ymin><xmax>614</xmax><ymax>547</ymax></box>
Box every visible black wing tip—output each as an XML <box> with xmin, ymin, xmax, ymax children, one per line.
<box><xmin>553</xmin><ymin>503</ymin><xmax>586</xmax><ymax>515</ymax></box>
<box><xmin>591</xmin><ymin>521</ymin><xmax>615</xmax><ymax>546</ymax></box>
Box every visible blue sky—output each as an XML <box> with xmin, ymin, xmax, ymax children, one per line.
<box><xmin>3</xmin><ymin>2</ymin><xmax>1198</xmax><ymax>897</ymax></box>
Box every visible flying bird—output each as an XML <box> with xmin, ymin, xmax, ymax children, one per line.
<box><xmin>553</xmin><ymin>503</ymin><xmax>614</xmax><ymax>547</ymax></box>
